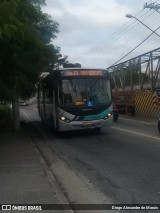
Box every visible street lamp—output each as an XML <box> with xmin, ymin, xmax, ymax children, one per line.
<box><xmin>126</xmin><ymin>14</ymin><xmax>160</xmax><ymax>38</ymax></box>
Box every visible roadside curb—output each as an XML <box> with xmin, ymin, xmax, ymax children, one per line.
<box><xmin>21</xmin><ymin>119</ymin><xmax>75</xmax><ymax>213</ymax></box>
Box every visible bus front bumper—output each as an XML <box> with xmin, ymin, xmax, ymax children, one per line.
<box><xmin>57</xmin><ymin>117</ymin><xmax>113</xmax><ymax>131</ymax></box>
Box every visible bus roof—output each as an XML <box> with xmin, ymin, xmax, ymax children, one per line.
<box><xmin>59</xmin><ymin>67</ymin><xmax>107</xmax><ymax>71</ymax></box>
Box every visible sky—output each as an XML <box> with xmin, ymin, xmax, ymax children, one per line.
<box><xmin>42</xmin><ymin>0</ymin><xmax>160</xmax><ymax>68</ymax></box>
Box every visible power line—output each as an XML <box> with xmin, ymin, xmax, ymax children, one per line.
<box><xmin>84</xmin><ymin>2</ymin><xmax>160</xmax><ymax>66</ymax></box>
<box><xmin>70</xmin><ymin>0</ymin><xmax>158</xmax><ymax>63</ymax></box>
<box><xmin>87</xmin><ymin>8</ymin><xmax>155</xmax><ymax>55</ymax></box>
<box><xmin>109</xmin><ymin>25</ymin><xmax>160</xmax><ymax>67</ymax></box>
<box><xmin>69</xmin><ymin>10</ymin><xmax>146</xmax><ymax>62</ymax></box>
<box><xmin>81</xmin><ymin>9</ymin><xmax>159</xmax><ymax>66</ymax></box>
<box><xmin>87</xmin><ymin>8</ymin><xmax>158</xmax><ymax>55</ymax></box>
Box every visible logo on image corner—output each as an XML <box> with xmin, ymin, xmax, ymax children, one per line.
<box><xmin>2</xmin><ymin>205</ymin><xmax>12</xmax><ymax>211</ymax></box>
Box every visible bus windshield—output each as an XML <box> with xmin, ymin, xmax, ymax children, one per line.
<box><xmin>58</xmin><ymin>78</ymin><xmax>111</xmax><ymax>108</ymax></box>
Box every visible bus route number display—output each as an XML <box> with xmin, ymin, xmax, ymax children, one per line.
<box><xmin>62</xmin><ymin>70</ymin><xmax>104</xmax><ymax>76</ymax></box>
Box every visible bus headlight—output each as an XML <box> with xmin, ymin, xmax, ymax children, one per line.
<box><xmin>59</xmin><ymin>116</ymin><xmax>71</xmax><ymax>123</ymax></box>
<box><xmin>61</xmin><ymin>116</ymin><xmax>65</xmax><ymax>121</ymax></box>
<box><xmin>108</xmin><ymin>113</ymin><xmax>112</xmax><ymax>118</ymax></box>
<box><xmin>104</xmin><ymin>113</ymin><xmax>112</xmax><ymax>120</ymax></box>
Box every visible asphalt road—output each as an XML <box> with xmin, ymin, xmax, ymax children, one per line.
<box><xmin>21</xmin><ymin>104</ymin><xmax>160</xmax><ymax>212</ymax></box>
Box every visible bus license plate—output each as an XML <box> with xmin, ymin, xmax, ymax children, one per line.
<box><xmin>83</xmin><ymin>121</ymin><xmax>93</xmax><ymax>126</ymax></box>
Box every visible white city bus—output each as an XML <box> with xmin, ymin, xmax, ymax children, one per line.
<box><xmin>37</xmin><ymin>68</ymin><xmax>113</xmax><ymax>131</ymax></box>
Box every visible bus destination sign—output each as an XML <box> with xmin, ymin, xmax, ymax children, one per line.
<box><xmin>61</xmin><ymin>70</ymin><xmax>105</xmax><ymax>76</ymax></box>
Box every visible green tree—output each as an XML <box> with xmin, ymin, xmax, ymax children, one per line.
<box><xmin>63</xmin><ymin>63</ymin><xmax>81</xmax><ymax>68</ymax></box>
<box><xmin>0</xmin><ymin>0</ymin><xmax>63</xmax><ymax>130</ymax></box>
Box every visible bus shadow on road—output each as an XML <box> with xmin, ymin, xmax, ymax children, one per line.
<box><xmin>22</xmin><ymin>121</ymin><xmax>109</xmax><ymax>141</ymax></box>
<box><xmin>53</xmin><ymin>128</ymin><xmax>108</xmax><ymax>140</ymax></box>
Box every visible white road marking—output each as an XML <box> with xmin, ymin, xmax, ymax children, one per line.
<box><xmin>111</xmin><ymin>126</ymin><xmax>160</xmax><ymax>141</ymax></box>
<box><xmin>120</xmin><ymin>117</ymin><xmax>157</xmax><ymax>125</ymax></box>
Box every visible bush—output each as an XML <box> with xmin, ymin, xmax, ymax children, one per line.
<box><xmin>0</xmin><ymin>104</ymin><xmax>10</xmax><ymax>122</ymax></box>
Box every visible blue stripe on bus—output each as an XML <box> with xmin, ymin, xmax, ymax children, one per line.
<box><xmin>76</xmin><ymin>108</ymin><xmax>111</xmax><ymax>121</ymax></box>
